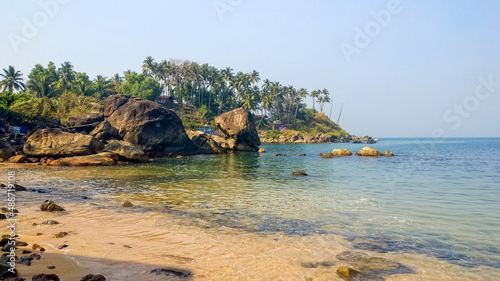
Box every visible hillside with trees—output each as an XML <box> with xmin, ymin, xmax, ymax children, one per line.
<box><xmin>0</xmin><ymin>57</ymin><xmax>346</xmax><ymax>136</ymax></box>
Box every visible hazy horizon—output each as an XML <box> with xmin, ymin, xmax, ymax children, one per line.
<box><xmin>1</xmin><ymin>0</ymin><xmax>499</xmax><ymax>137</ymax></box>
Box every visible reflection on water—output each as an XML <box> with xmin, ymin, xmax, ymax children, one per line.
<box><xmin>2</xmin><ymin>138</ymin><xmax>500</xmax><ymax>279</ymax></box>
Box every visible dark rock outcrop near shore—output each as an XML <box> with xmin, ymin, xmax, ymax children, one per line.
<box><xmin>23</xmin><ymin>128</ymin><xmax>104</xmax><ymax>158</ymax></box>
<box><xmin>215</xmin><ymin>107</ymin><xmax>261</xmax><ymax>152</ymax></box>
<box><xmin>64</xmin><ymin>112</ymin><xmax>104</xmax><ymax>133</ymax></box>
<box><xmin>187</xmin><ymin>131</ymin><xmax>227</xmax><ymax>154</ymax></box>
<box><xmin>40</xmin><ymin>200</ymin><xmax>65</xmax><ymax>212</ymax></box>
<box><xmin>99</xmin><ymin>95</ymin><xmax>195</xmax><ymax>157</ymax></box>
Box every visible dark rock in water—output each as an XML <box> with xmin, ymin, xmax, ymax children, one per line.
<box><xmin>16</xmin><ymin>242</ymin><xmax>28</xmax><ymax>247</ymax></box>
<box><xmin>80</xmin><ymin>274</ymin><xmax>106</xmax><ymax>281</ymax></box>
<box><xmin>291</xmin><ymin>170</ymin><xmax>308</xmax><ymax>176</ymax></box>
<box><xmin>31</xmin><ymin>244</ymin><xmax>45</xmax><ymax>252</ymax></box>
<box><xmin>103</xmin><ymin>140</ymin><xmax>149</xmax><ymax>163</ymax></box>
<box><xmin>321</xmin><ymin>153</ymin><xmax>335</xmax><ymax>158</ymax></box>
<box><xmin>122</xmin><ymin>201</ymin><xmax>134</xmax><ymax>207</ymax></box>
<box><xmin>294</xmin><ymin>153</ymin><xmax>306</xmax><ymax>156</ymax></box>
<box><xmin>150</xmin><ymin>267</ymin><xmax>191</xmax><ymax>278</ymax></box>
<box><xmin>90</xmin><ymin>120</ymin><xmax>120</xmax><ymax>141</ymax></box>
<box><xmin>0</xmin><ymin>239</ymin><xmax>9</xmax><ymax>247</ymax></box>
<box><xmin>215</xmin><ymin>107</ymin><xmax>261</xmax><ymax>152</ymax></box>
<box><xmin>287</xmin><ymin>149</ymin><xmax>295</xmax><ymax>152</ymax></box>
<box><xmin>0</xmin><ymin>214</ymin><xmax>5</xmax><ymax>220</ymax></box>
<box><xmin>2</xmin><ymin>243</ymin><xmax>13</xmax><ymax>252</ymax></box>
<box><xmin>41</xmin><ymin>220</ymin><xmax>59</xmax><ymax>225</ymax></box>
<box><xmin>17</xmin><ymin>253</ymin><xmax>40</xmax><ymax>266</ymax></box>
<box><xmin>32</xmin><ymin>274</ymin><xmax>60</xmax><ymax>281</ymax></box>
<box><xmin>0</xmin><ymin>184</ymin><xmax>27</xmax><ymax>192</ymax></box>
<box><xmin>103</xmin><ymin>95</ymin><xmax>195</xmax><ymax>157</ymax></box>
<box><xmin>23</xmin><ymin>128</ymin><xmax>104</xmax><ymax>158</ymax></box>
<box><xmin>40</xmin><ymin>201</ymin><xmax>65</xmax><ymax>212</ymax></box>
<box><xmin>274</xmin><ymin>153</ymin><xmax>286</xmax><ymax>156</ymax></box>
<box><xmin>47</xmin><ymin>266</ymin><xmax>55</xmax><ymax>269</ymax></box>
<box><xmin>0</xmin><ymin>253</ymin><xmax>17</xmax><ymax>278</ymax></box>
<box><xmin>57</xmin><ymin>244</ymin><xmax>68</xmax><ymax>250</ymax></box>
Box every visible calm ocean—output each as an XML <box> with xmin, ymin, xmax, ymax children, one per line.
<box><xmin>6</xmin><ymin>138</ymin><xmax>500</xmax><ymax>279</ymax></box>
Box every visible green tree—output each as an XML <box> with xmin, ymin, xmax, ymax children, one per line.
<box><xmin>118</xmin><ymin>72</ymin><xmax>161</xmax><ymax>101</ymax></box>
<box><xmin>56</xmin><ymin>61</ymin><xmax>75</xmax><ymax>93</ymax></box>
<box><xmin>0</xmin><ymin>66</ymin><xmax>25</xmax><ymax>94</ymax></box>
<box><xmin>72</xmin><ymin>72</ymin><xmax>95</xmax><ymax>96</ymax></box>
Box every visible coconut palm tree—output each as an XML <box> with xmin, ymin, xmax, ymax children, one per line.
<box><xmin>26</xmin><ymin>74</ymin><xmax>55</xmax><ymax>98</ymax></box>
<box><xmin>310</xmin><ymin>90</ymin><xmax>320</xmax><ymax>111</ymax></box>
<box><xmin>142</xmin><ymin>56</ymin><xmax>156</xmax><ymax>78</ymax></box>
<box><xmin>56</xmin><ymin>62</ymin><xmax>75</xmax><ymax>93</ymax></box>
<box><xmin>0</xmin><ymin>65</ymin><xmax>25</xmax><ymax>94</ymax></box>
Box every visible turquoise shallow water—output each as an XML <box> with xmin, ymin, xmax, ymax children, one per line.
<box><xmin>3</xmin><ymin>138</ymin><xmax>500</xmax><ymax>274</ymax></box>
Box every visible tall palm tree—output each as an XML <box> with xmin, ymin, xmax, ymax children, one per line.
<box><xmin>56</xmin><ymin>61</ymin><xmax>75</xmax><ymax>93</ymax></box>
<box><xmin>142</xmin><ymin>56</ymin><xmax>156</xmax><ymax>78</ymax></box>
<box><xmin>319</xmin><ymin>88</ymin><xmax>330</xmax><ymax>112</ymax></box>
<box><xmin>27</xmin><ymin>74</ymin><xmax>55</xmax><ymax>98</ymax></box>
<box><xmin>310</xmin><ymin>90</ymin><xmax>320</xmax><ymax>111</ymax></box>
<box><xmin>0</xmin><ymin>65</ymin><xmax>25</xmax><ymax>94</ymax></box>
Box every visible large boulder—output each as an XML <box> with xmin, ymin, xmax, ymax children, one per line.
<box><xmin>356</xmin><ymin>147</ymin><xmax>384</xmax><ymax>157</ymax></box>
<box><xmin>103</xmin><ymin>95</ymin><xmax>195</xmax><ymax>157</ymax></box>
<box><xmin>46</xmin><ymin>152</ymin><xmax>117</xmax><ymax>166</ymax></box>
<box><xmin>23</xmin><ymin>128</ymin><xmax>104</xmax><ymax>158</ymax></box>
<box><xmin>64</xmin><ymin>112</ymin><xmax>104</xmax><ymax>127</ymax></box>
<box><xmin>90</xmin><ymin>120</ymin><xmax>120</xmax><ymax>141</ymax></box>
<box><xmin>187</xmin><ymin>131</ymin><xmax>227</xmax><ymax>154</ymax></box>
<box><xmin>103</xmin><ymin>140</ymin><xmax>149</xmax><ymax>162</ymax></box>
<box><xmin>214</xmin><ymin>108</ymin><xmax>260</xmax><ymax>152</ymax></box>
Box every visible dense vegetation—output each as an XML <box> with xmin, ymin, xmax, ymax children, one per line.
<box><xmin>0</xmin><ymin>58</ymin><xmax>345</xmax><ymax>135</ymax></box>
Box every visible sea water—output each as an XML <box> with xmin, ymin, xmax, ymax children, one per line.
<box><xmin>3</xmin><ymin>138</ymin><xmax>500</xmax><ymax>279</ymax></box>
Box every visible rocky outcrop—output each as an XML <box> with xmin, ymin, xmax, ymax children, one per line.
<box><xmin>331</xmin><ymin>149</ymin><xmax>353</xmax><ymax>156</ymax></box>
<box><xmin>90</xmin><ymin>120</ymin><xmax>120</xmax><ymax>141</ymax></box>
<box><xmin>46</xmin><ymin>153</ymin><xmax>117</xmax><ymax>166</ymax></box>
<box><xmin>8</xmin><ymin>155</ymin><xmax>28</xmax><ymax>163</ymax></box>
<box><xmin>215</xmin><ymin>108</ymin><xmax>260</xmax><ymax>152</ymax></box>
<box><xmin>101</xmin><ymin>95</ymin><xmax>194</xmax><ymax>157</ymax></box>
<box><xmin>64</xmin><ymin>112</ymin><xmax>104</xmax><ymax>130</ymax></box>
<box><xmin>40</xmin><ymin>200</ymin><xmax>65</xmax><ymax>212</ymax></box>
<box><xmin>385</xmin><ymin>150</ymin><xmax>395</xmax><ymax>157</ymax></box>
<box><xmin>23</xmin><ymin>128</ymin><xmax>104</xmax><ymax>158</ymax></box>
<box><xmin>103</xmin><ymin>140</ymin><xmax>149</xmax><ymax>162</ymax></box>
<box><xmin>258</xmin><ymin>131</ymin><xmax>378</xmax><ymax>144</ymax></box>
<box><xmin>356</xmin><ymin>147</ymin><xmax>384</xmax><ymax>157</ymax></box>
<box><xmin>187</xmin><ymin>131</ymin><xmax>227</xmax><ymax>154</ymax></box>
<box><xmin>291</xmin><ymin>170</ymin><xmax>308</xmax><ymax>176</ymax></box>
<box><xmin>0</xmin><ymin>140</ymin><xmax>15</xmax><ymax>160</ymax></box>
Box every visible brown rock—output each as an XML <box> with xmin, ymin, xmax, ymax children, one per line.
<box><xmin>46</xmin><ymin>153</ymin><xmax>116</xmax><ymax>166</ymax></box>
<box><xmin>258</xmin><ymin>148</ymin><xmax>265</xmax><ymax>153</ymax></box>
<box><xmin>356</xmin><ymin>147</ymin><xmax>384</xmax><ymax>157</ymax></box>
<box><xmin>32</xmin><ymin>274</ymin><xmax>60</xmax><ymax>281</ymax></box>
<box><xmin>103</xmin><ymin>140</ymin><xmax>149</xmax><ymax>162</ymax></box>
<box><xmin>40</xmin><ymin>200</ymin><xmax>65</xmax><ymax>212</ymax></box>
<box><xmin>187</xmin><ymin>131</ymin><xmax>227</xmax><ymax>154</ymax></box>
<box><xmin>385</xmin><ymin>150</ymin><xmax>395</xmax><ymax>157</ymax></box>
<box><xmin>23</xmin><ymin>128</ymin><xmax>104</xmax><ymax>158</ymax></box>
<box><xmin>321</xmin><ymin>153</ymin><xmax>335</xmax><ymax>158</ymax></box>
<box><xmin>90</xmin><ymin>120</ymin><xmax>120</xmax><ymax>141</ymax></box>
<box><xmin>0</xmin><ymin>140</ymin><xmax>15</xmax><ymax>160</ymax></box>
<box><xmin>54</xmin><ymin>232</ymin><xmax>68</xmax><ymax>238</ymax></box>
<box><xmin>331</xmin><ymin>149</ymin><xmax>353</xmax><ymax>156</ymax></box>
<box><xmin>9</xmin><ymin>155</ymin><xmax>28</xmax><ymax>163</ymax></box>
<box><xmin>122</xmin><ymin>201</ymin><xmax>134</xmax><ymax>207</ymax></box>
<box><xmin>64</xmin><ymin>112</ymin><xmax>104</xmax><ymax>128</ymax></box>
<box><xmin>337</xmin><ymin>266</ymin><xmax>361</xmax><ymax>279</ymax></box>
<box><xmin>32</xmin><ymin>243</ymin><xmax>46</xmax><ymax>251</ymax></box>
<box><xmin>291</xmin><ymin>170</ymin><xmax>308</xmax><ymax>176</ymax></box>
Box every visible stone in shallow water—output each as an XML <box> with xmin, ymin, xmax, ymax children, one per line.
<box><xmin>336</xmin><ymin>251</ymin><xmax>412</xmax><ymax>276</ymax></box>
<box><xmin>40</xmin><ymin>201</ymin><xmax>65</xmax><ymax>212</ymax></box>
<box><xmin>291</xmin><ymin>170</ymin><xmax>308</xmax><ymax>176</ymax></box>
<box><xmin>80</xmin><ymin>274</ymin><xmax>106</xmax><ymax>281</ymax></box>
<box><xmin>336</xmin><ymin>266</ymin><xmax>361</xmax><ymax>279</ymax></box>
<box><xmin>150</xmin><ymin>267</ymin><xmax>191</xmax><ymax>278</ymax></box>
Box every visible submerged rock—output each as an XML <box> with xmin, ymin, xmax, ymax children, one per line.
<box><xmin>291</xmin><ymin>170</ymin><xmax>308</xmax><ymax>176</ymax></box>
<box><xmin>122</xmin><ymin>201</ymin><xmax>134</xmax><ymax>207</ymax></box>
<box><xmin>321</xmin><ymin>153</ymin><xmax>335</xmax><ymax>158</ymax></box>
<box><xmin>274</xmin><ymin>153</ymin><xmax>286</xmax><ymax>156</ymax></box>
<box><xmin>32</xmin><ymin>274</ymin><xmax>60</xmax><ymax>281</ymax></box>
<box><xmin>356</xmin><ymin>147</ymin><xmax>384</xmax><ymax>157</ymax></box>
<box><xmin>23</xmin><ymin>128</ymin><xmax>104</xmax><ymax>158</ymax></box>
<box><xmin>150</xmin><ymin>267</ymin><xmax>191</xmax><ymax>278</ymax></box>
<box><xmin>80</xmin><ymin>274</ymin><xmax>106</xmax><ymax>281</ymax></box>
<box><xmin>336</xmin><ymin>266</ymin><xmax>361</xmax><ymax>279</ymax></box>
<box><xmin>40</xmin><ymin>201</ymin><xmax>65</xmax><ymax>212</ymax></box>
<box><xmin>215</xmin><ymin>107</ymin><xmax>261</xmax><ymax>152</ymax></box>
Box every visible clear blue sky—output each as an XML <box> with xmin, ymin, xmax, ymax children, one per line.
<box><xmin>1</xmin><ymin>0</ymin><xmax>499</xmax><ymax>137</ymax></box>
